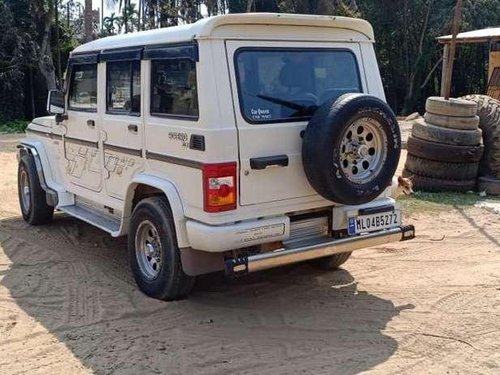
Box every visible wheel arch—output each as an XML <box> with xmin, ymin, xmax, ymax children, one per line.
<box><xmin>122</xmin><ymin>174</ymin><xmax>189</xmax><ymax>248</ymax></box>
<box><xmin>17</xmin><ymin>141</ymin><xmax>58</xmax><ymax>207</ymax></box>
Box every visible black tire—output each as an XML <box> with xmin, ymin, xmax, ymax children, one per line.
<box><xmin>406</xmin><ymin>136</ymin><xmax>484</xmax><ymax>163</ymax></box>
<box><xmin>312</xmin><ymin>252</ymin><xmax>352</xmax><ymax>270</ymax></box>
<box><xmin>423</xmin><ymin>112</ymin><xmax>479</xmax><ymax>130</ymax></box>
<box><xmin>402</xmin><ymin>169</ymin><xmax>476</xmax><ymax>192</ymax></box>
<box><xmin>129</xmin><ymin>196</ymin><xmax>195</xmax><ymax>300</ymax></box>
<box><xmin>404</xmin><ymin>154</ymin><xmax>479</xmax><ymax>180</ymax></box>
<box><xmin>302</xmin><ymin>93</ymin><xmax>401</xmax><ymax>205</ymax></box>
<box><xmin>18</xmin><ymin>154</ymin><xmax>54</xmax><ymax>225</ymax></box>
<box><xmin>425</xmin><ymin>96</ymin><xmax>477</xmax><ymax>117</ymax></box>
<box><xmin>477</xmin><ymin>176</ymin><xmax>500</xmax><ymax>195</ymax></box>
<box><xmin>461</xmin><ymin>95</ymin><xmax>500</xmax><ymax>177</ymax></box>
<box><xmin>412</xmin><ymin>118</ymin><xmax>482</xmax><ymax>146</ymax></box>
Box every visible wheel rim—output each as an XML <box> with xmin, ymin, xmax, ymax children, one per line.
<box><xmin>135</xmin><ymin>220</ymin><xmax>163</xmax><ymax>280</ymax></box>
<box><xmin>339</xmin><ymin>117</ymin><xmax>387</xmax><ymax>184</ymax></box>
<box><xmin>20</xmin><ymin>169</ymin><xmax>31</xmax><ymax>212</ymax></box>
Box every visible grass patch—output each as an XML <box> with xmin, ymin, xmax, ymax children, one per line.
<box><xmin>0</xmin><ymin>120</ymin><xmax>29</xmax><ymax>134</ymax></box>
<box><xmin>398</xmin><ymin>191</ymin><xmax>500</xmax><ymax>215</ymax></box>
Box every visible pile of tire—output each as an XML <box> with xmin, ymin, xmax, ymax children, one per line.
<box><xmin>461</xmin><ymin>95</ymin><xmax>500</xmax><ymax>195</ymax></box>
<box><xmin>403</xmin><ymin>97</ymin><xmax>483</xmax><ymax>192</ymax></box>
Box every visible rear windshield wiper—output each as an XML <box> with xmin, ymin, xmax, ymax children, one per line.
<box><xmin>257</xmin><ymin>94</ymin><xmax>318</xmax><ymax>117</ymax></box>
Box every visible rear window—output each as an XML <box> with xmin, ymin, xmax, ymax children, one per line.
<box><xmin>235</xmin><ymin>49</ymin><xmax>361</xmax><ymax>124</ymax></box>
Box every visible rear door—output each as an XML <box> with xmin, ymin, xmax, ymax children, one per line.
<box><xmin>225</xmin><ymin>41</ymin><xmax>364</xmax><ymax>206</ymax></box>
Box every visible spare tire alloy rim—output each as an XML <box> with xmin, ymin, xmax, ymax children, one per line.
<box><xmin>135</xmin><ymin>220</ymin><xmax>163</xmax><ymax>280</ymax></box>
<box><xmin>20</xmin><ymin>169</ymin><xmax>31</xmax><ymax>212</ymax></box>
<box><xmin>339</xmin><ymin>117</ymin><xmax>387</xmax><ymax>184</ymax></box>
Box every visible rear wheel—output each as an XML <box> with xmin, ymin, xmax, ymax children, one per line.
<box><xmin>129</xmin><ymin>196</ymin><xmax>195</xmax><ymax>300</ymax></box>
<box><xmin>312</xmin><ymin>252</ymin><xmax>352</xmax><ymax>270</ymax></box>
<box><xmin>17</xmin><ymin>154</ymin><xmax>54</xmax><ymax>225</ymax></box>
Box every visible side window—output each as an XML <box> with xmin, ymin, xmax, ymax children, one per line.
<box><xmin>68</xmin><ymin>64</ymin><xmax>97</xmax><ymax>111</ymax></box>
<box><xmin>107</xmin><ymin>61</ymin><xmax>141</xmax><ymax>114</ymax></box>
<box><xmin>151</xmin><ymin>59</ymin><xmax>198</xmax><ymax>118</ymax></box>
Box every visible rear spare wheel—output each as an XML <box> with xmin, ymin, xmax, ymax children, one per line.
<box><xmin>302</xmin><ymin>93</ymin><xmax>401</xmax><ymax>205</ymax></box>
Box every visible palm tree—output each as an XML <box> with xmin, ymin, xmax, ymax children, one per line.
<box><xmin>84</xmin><ymin>0</ymin><xmax>93</xmax><ymax>41</ymax></box>
<box><xmin>103</xmin><ymin>12</ymin><xmax>122</xmax><ymax>35</ymax></box>
<box><xmin>122</xmin><ymin>3</ymin><xmax>139</xmax><ymax>33</ymax></box>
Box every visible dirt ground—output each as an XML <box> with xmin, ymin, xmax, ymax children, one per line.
<box><xmin>1</xmin><ymin>134</ymin><xmax>500</xmax><ymax>375</ymax></box>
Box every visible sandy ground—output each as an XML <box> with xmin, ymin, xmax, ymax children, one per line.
<box><xmin>1</xmin><ymin>134</ymin><xmax>500</xmax><ymax>374</ymax></box>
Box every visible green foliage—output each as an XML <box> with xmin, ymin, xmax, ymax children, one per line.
<box><xmin>0</xmin><ymin>0</ymin><xmax>35</xmax><ymax>122</ymax></box>
<box><xmin>0</xmin><ymin>120</ymin><xmax>29</xmax><ymax>134</ymax></box>
<box><xmin>399</xmin><ymin>191</ymin><xmax>500</xmax><ymax>216</ymax></box>
<box><xmin>2</xmin><ymin>0</ymin><xmax>500</xmax><ymax>124</ymax></box>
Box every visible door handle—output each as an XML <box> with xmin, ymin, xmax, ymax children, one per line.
<box><xmin>250</xmin><ymin>155</ymin><xmax>289</xmax><ymax>170</ymax></box>
<box><xmin>87</xmin><ymin>119</ymin><xmax>95</xmax><ymax>127</ymax></box>
<box><xmin>128</xmin><ymin>124</ymin><xmax>138</xmax><ymax>133</ymax></box>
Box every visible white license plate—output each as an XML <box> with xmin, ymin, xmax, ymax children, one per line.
<box><xmin>348</xmin><ymin>210</ymin><xmax>401</xmax><ymax>235</ymax></box>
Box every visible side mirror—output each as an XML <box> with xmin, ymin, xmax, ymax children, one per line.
<box><xmin>47</xmin><ymin>90</ymin><xmax>65</xmax><ymax>115</ymax></box>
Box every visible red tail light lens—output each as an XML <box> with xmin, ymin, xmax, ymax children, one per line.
<box><xmin>202</xmin><ymin>162</ymin><xmax>237</xmax><ymax>212</ymax></box>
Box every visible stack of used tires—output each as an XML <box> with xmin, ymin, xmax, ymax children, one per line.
<box><xmin>461</xmin><ymin>95</ymin><xmax>500</xmax><ymax>195</ymax></box>
<box><xmin>403</xmin><ymin>97</ymin><xmax>483</xmax><ymax>192</ymax></box>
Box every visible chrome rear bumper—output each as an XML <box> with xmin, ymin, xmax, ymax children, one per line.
<box><xmin>225</xmin><ymin>225</ymin><xmax>415</xmax><ymax>276</ymax></box>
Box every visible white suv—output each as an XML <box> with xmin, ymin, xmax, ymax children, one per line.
<box><xmin>18</xmin><ymin>13</ymin><xmax>415</xmax><ymax>300</ymax></box>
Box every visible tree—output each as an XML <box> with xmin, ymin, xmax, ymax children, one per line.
<box><xmin>103</xmin><ymin>12</ymin><xmax>122</xmax><ymax>35</ymax></box>
<box><xmin>84</xmin><ymin>0</ymin><xmax>93</xmax><ymax>41</ymax></box>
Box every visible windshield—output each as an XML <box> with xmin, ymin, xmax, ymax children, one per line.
<box><xmin>235</xmin><ymin>49</ymin><xmax>362</xmax><ymax>124</ymax></box>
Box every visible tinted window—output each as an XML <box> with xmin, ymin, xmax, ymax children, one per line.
<box><xmin>68</xmin><ymin>64</ymin><xmax>97</xmax><ymax>111</ymax></box>
<box><xmin>235</xmin><ymin>49</ymin><xmax>361</xmax><ymax>124</ymax></box>
<box><xmin>151</xmin><ymin>59</ymin><xmax>198</xmax><ymax>118</ymax></box>
<box><xmin>107</xmin><ymin>61</ymin><xmax>141</xmax><ymax>114</ymax></box>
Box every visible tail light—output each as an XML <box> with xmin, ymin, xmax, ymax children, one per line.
<box><xmin>202</xmin><ymin>162</ymin><xmax>237</xmax><ymax>212</ymax></box>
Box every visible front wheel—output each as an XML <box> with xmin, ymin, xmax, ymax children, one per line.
<box><xmin>18</xmin><ymin>154</ymin><xmax>54</xmax><ymax>225</ymax></box>
<box><xmin>128</xmin><ymin>196</ymin><xmax>195</xmax><ymax>300</ymax></box>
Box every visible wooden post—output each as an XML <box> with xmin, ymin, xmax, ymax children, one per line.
<box><xmin>440</xmin><ymin>44</ymin><xmax>450</xmax><ymax>97</ymax></box>
<box><xmin>443</xmin><ymin>0</ymin><xmax>463</xmax><ymax>100</ymax></box>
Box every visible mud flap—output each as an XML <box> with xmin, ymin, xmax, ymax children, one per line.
<box><xmin>180</xmin><ymin>247</ymin><xmax>225</xmax><ymax>276</ymax></box>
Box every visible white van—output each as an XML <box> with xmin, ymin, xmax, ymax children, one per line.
<box><xmin>18</xmin><ymin>13</ymin><xmax>415</xmax><ymax>300</ymax></box>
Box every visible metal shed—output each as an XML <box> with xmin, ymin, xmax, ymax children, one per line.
<box><xmin>438</xmin><ymin>27</ymin><xmax>500</xmax><ymax>99</ymax></box>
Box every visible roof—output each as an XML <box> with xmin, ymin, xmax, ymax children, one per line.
<box><xmin>72</xmin><ymin>13</ymin><xmax>374</xmax><ymax>54</ymax></box>
<box><xmin>438</xmin><ymin>27</ymin><xmax>500</xmax><ymax>44</ymax></box>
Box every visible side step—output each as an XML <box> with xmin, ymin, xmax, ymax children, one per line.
<box><xmin>59</xmin><ymin>204</ymin><xmax>121</xmax><ymax>236</ymax></box>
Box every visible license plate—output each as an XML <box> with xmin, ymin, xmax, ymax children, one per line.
<box><xmin>348</xmin><ymin>210</ymin><xmax>401</xmax><ymax>235</ymax></box>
